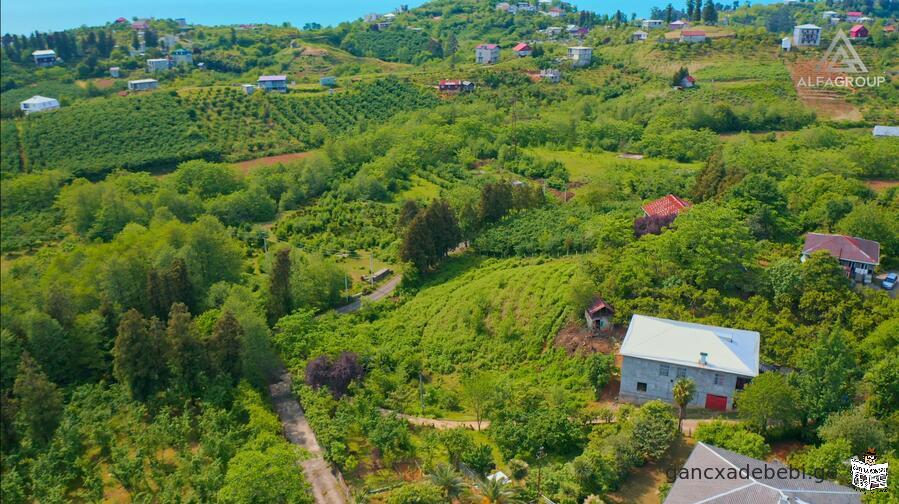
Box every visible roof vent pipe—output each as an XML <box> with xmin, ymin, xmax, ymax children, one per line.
<box><xmin>699</xmin><ymin>352</ymin><xmax>708</xmax><ymax>366</ymax></box>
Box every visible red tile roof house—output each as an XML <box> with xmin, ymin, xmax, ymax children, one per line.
<box><xmin>585</xmin><ymin>296</ymin><xmax>614</xmax><ymax>332</ymax></box>
<box><xmin>849</xmin><ymin>24</ymin><xmax>869</xmax><ymax>38</ymax></box>
<box><xmin>801</xmin><ymin>233</ymin><xmax>880</xmax><ymax>283</ymax></box>
<box><xmin>438</xmin><ymin>80</ymin><xmax>474</xmax><ymax>92</ymax></box>
<box><xmin>132</xmin><ymin>20</ymin><xmax>149</xmax><ymax>31</ymax></box>
<box><xmin>846</xmin><ymin>11</ymin><xmax>863</xmax><ymax>22</ymax></box>
<box><xmin>884</xmin><ymin>25</ymin><xmax>896</xmax><ymax>33</ymax></box>
<box><xmin>475</xmin><ymin>43</ymin><xmax>500</xmax><ymax>64</ymax></box>
<box><xmin>512</xmin><ymin>43</ymin><xmax>532</xmax><ymax>57</ymax></box>
<box><xmin>642</xmin><ymin>194</ymin><xmax>691</xmax><ymax>218</ymax></box>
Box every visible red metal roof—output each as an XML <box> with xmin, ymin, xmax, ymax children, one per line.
<box><xmin>884</xmin><ymin>25</ymin><xmax>896</xmax><ymax>32</ymax></box>
<box><xmin>513</xmin><ymin>43</ymin><xmax>531</xmax><ymax>51</ymax></box>
<box><xmin>586</xmin><ymin>296</ymin><xmax>614</xmax><ymax>315</ymax></box>
<box><xmin>849</xmin><ymin>24</ymin><xmax>867</xmax><ymax>36</ymax></box>
<box><xmin>847</xmin><ymin>11</ymin><xmax>863</xmax><ymax>16</ymax></box>
<box><xmin>681</xmin><ymin>30</ymin><xmax>706</xmax><ymax>36</ymax></box>
<box><xmin>477</xmin><ymin>43</ymin><xmax>499</xmax><ymax>50</ymax></box>
<box><xmin>642</xmin><ymin>194</ymin><xmax>691</xmax><ymax>217</ymax></box>
<box><xmin>802</xmin><ymin>233</ymin><xmax>880</xmax><ymax>265</ymax></box>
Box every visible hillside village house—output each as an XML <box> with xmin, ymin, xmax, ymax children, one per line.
<box><xmin>680</xmin><ymin>30</ymin><xmax>707</xmax><ymax>43</ymax></box>
<box><xmin>147</xmin><ymin>58</ymin><xmax>170</xmax><ymax>72</ymax></box>
<box><xmin>849</xmin><ymin>24</ymin><xmax>869</xmax><ymax>38</ymax></box>
<box><xmin>846</xmin><ymin>11</ymin><xmax>863</xmax><ymax>22</ymax></box>
<box><xmin>793</xmin><ymin>24</ymin><xmax>822</xmax><ymax>46</ymax></box>
<box><xmin>171</xmin><ymin>48</ymin><xmax>193</xmax><ymax>65</ymax></box>
<box><xmin>678</xmin><ymin>74</ymin><xmax>696</xmax><ymax>88</ymax></box>
<box><xmin>642</xmin><ymin>19</ymin><xmax>664</xmax><ymax>29</ymax></box>
<box><xmin>176</xmin><ymin>18</ymin><xmax>187</xmax><ymax>27</ymax></box>
<box><xmin>241</xmin><ymin>84</ymin><xmax>256</xmax><ymax>95</ymax></box>
<box><xmin>20</xmin><ymin>95</ymin><xmax>60</xmax><ymax>114</ymax></box>
<box><xmin>547</xmin><ymin>7</ymin><xmax>564</xmax><ymax>17</ymax></box>
<box><xmin>109</xmin><ymin>66</ymin><xmax>121</xmax><ymax>77</ymax></box>
<box><xmin>128</xmin><ymin>78</ymin><xmax>158</xmax><ymax>91</ymax></box>
<box><xmin>632</xmin><ymin>30</ymin><xmax>649</xmax><ymax>41</ymax></box>
<box><xmin>781</xmin><ymin>37</ymin><xmax>792</xmax><ymax>51</ymax></box>
<box><xmin>664</xmin><ymin>443</ymin><xmax>860</xmax><ymax>503</ymax></box>
<box><xmin>516</xmin><ymin>2</ymin><xmax>537</xmax><ymax>13</ymax></box>
<box><xmin>320</xmin><ymin>76</ymin><xmax>337</xmax><ymax>87</ymax></box>
<box><xmin>821</xmin><ymin>10</ymin><xmax>838</xmax><ymax>19</ymax></box>
<box><xmin>567</xmin><ymin>46</ymin><xmax>592</xmax><ymax>66</ymax></box>
<box><xmin>619</xmin><ymin>315</ymin><xmax>760</xmax><ymax>411</ymax></box>
<box><xmin>873</xmin><ymin>125</ymin><xmax>899</xmax><ymax>137</ymax></box>
<box><xmin>32</xmin><ymin>49</ymin><xmax>57</xmax><ymax>67</ymax></box>
<box><xmin>584</xmin><ymin>297</ymin><xmax>614</xmax><ymax>332</ymax></box>
<box><xmin>802</xmin><ymin>233</ymin><xmax>880</xmax><ymax>283</ymax></box>
<box><xmin>475</xmin><ymin>44</ymin><xmax>500</xmax><ymax>64</ymax></box>
<box><xmin>884</xmin><ymin>25</ymin><xmax>896</xmax><ymax>34</ymax></box>
<box><xmin>512</xmin><ymin>42</ymin><xmax>532</xmax><ymax>57</ymax></box>
<box><xmin>495</xmin><ymin>2</ymin><xmax>512</xmax><ymax>12</ymax></box>
<box><xmin>539</xmin><ymin>68</ymin><xmax>561</xmax><ymax>83</ymax></box>
<box><xmin>257</xmin><ymin>75</ymin><xmax>288</xmax><ymax>92</ymax></box>
<box><xmin>669</xmin><ymin>20</ymin><xmax>688</xmax><ymax>30</ymax></box>
<box><xmin>642</xmin><ymin>194</ymin><xmax>691</xmax><ymax>218</ymax></box>
<box><xmin>544</xmin><ymin>26</ymin><xmax>563</xmax><ymax>37</ymax></box>
<box><xmin>132</xmin><ymin>20</ymin><xmax>149</xmax><ymax>31</ymax></box>
<box><xmin>438</xmin><ymin>80</ymin><xmax>475</xmax><ymax>92</ymax></box>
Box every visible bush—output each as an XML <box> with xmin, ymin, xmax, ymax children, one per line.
<box><xmin>694</xmin><ymin>420</ymin><xmax>770</xmax><ymax>459</ymax></box>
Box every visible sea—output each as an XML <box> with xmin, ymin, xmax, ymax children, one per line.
<box><xmin>1</xmin><ymin>0</ymin><xmax>773</xmax><ymax>36</ymax></box>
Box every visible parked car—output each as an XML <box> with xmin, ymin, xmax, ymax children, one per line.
<box><xmin>883</xmin><ymin>273</ymin><xmax>898</xmax><ymax>290</ymax></box>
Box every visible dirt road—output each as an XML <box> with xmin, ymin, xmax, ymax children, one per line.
<box><xmin>269</xmin><ymin>371</ymin><xmax>348</xmax><ymax>504</ymax></box>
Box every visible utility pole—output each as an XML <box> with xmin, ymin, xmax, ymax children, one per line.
<box><xmin>418</xmin><ymin>372</ymin><xmax>425</xmax><ymax>416</ymax></box>
<box><xmin>344</xmin><ymin>273</ymin><xmax>349</xmax><ymax>302</ymax></box>
<box><xmin>369</xmin><ymin>252</ymin><xmax>374</xmax><ymax>286</ymax></box>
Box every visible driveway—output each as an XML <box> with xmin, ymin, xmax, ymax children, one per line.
<box><xmin>336</xmin><ymin>275</ymin><xmax>402</xmax><ymax>314</ymax></box>
<box><xmin>269</xmin><ymin>371</ymin><xmax>348</xmax><ymax>504</ymax></box>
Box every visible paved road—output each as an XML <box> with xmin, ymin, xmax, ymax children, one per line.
<box><xmin>269</xmin><ymin>371</ymin><xmax>348</xmax><ymax>504</ymax></box>
<box><xmin>336</xmin><ymin>275</ymin><xmax>402</xmax><ymax>314</ymax></box>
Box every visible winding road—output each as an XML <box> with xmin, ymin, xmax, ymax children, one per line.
<box><xmin>336</xmin><ymin>275</ymin><xmax>402</xmax><ymax>314</ymax></box>
<box><xmin>269</xmin><ymin>371</ymin><xmax>348</xmax><ymax>504</ymax></box>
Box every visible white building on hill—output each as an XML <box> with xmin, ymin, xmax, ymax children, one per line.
<box><xmin>20</xmin><ymin>95</ymin><xmax>60</xmax><ymax>114</ymax></box>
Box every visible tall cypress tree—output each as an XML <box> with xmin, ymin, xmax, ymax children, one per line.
<box><xmin>166</xmin><ymin>303</ymin><xmax>203</xmax><ymax>394</ymax></box>
<box><xmin>114</xmin><ymin>310</ymin><xmax>167</xmax><ymax>401</ymax></box>
<box><xmin>694</xmin><ymin>0</ymin><xmax>703</xmax><ymax>21</ymax></box>
<box><xmin>267</xmin><ymin>248</ymin><xmax>292</xmax><ymax>324</ymax></box>
<box><xmin>208</xmin><ymin>311</ymin><xmax>243</xmax><ymax>382</ymax></box>
<box><xmin>13</xmin><ymin>352</ymin><xmax>64</xmax><ymax>446</ymax></box>
<box><xmin>166</xmin><ymin>258</ymin><xmax>193</xmax><ymax>312</ymax></box>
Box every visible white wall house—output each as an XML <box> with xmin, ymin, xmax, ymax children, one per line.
<box><xmin>147</xmin><ymin>58</ymin><xmax>170</xmax><ymax>72</ymax></box>
<box><xmin>110</xmin><ymin>66</ymin><xmax>121</xmax><ymax>78</ymax></box>
<box><xmin>632</xmin><ymin>30</ymin><xmax>649</xmax><ymax>41</ymax></box>
<box><xmin>793</xmin><ymin>24</ymin><xmax>822</xmax><ymax>46</ymax></box>
<box><xmin>475</xmin><ymin>44</ymin><xmax>500</xmax><ymax>64</ymax></box>
<box><xmin>128</xmin><ymin>79</ymin><xmax>158</xmax><ymax>91</ymax></box>
<box><xmin>781</xmin><ymin>37</ymin><xmax>792</xmax><ymax>51</ymax></box>
<box><xmin>32</xmin><ymin>49</ymin><xmax>57</xmax><ymax>67</ymax></box>
<box><xmin>680</xmin><ymin>30</ymin><xmax>707</xmax><ymax>43</ymax></box>
<box><xmin>642</xmin><ymin>19</ymin><xmax>664</xmax><ymax>29</ymax></box>
<box><xmin>20</xmin><ymin>95</ymin><xmax>60</xmax><ymax>115</ymax></box>
<box><xmin>567</xmin><ymin>46</ymin><xmax>592</xmax><ymax>67</ymax></box>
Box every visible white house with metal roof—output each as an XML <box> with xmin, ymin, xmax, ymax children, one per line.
<box><xmin>32</xmin><ymin>49</ymin><xmax>58</xmax><ymax>66</ymax></box>
<box><xmin>872</xmin><ymin>125</ymin><xmax>899</xmax><ymax>137</ymax></box>
<box><xmin>618</xmin><ymin>315</ymin><xmax>760</xmax><ymax>411</ymax></box>
<box><xmin>20</xmin><ymin>95</ymin><xmax>60</xmax><ymax>114</ymax></box>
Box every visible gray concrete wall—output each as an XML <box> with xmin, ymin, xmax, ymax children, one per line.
<box><xmin>619</xmin><ymin>355</ymin><xmax>743</xmax><ymax>410</ymax></box>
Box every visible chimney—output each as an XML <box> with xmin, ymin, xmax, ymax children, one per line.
<box><xmin>699</xmin><ymin>352</ymin><xmax>708</xmax><ymax>366</ymax></box>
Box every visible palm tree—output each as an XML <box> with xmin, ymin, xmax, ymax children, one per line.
<box><xmin>672</xmin><ymin>377</ymin><xmax>696</xmax><ymax>432</ymax></box>
<box><xmin>476</xmin><ymin>477</ymin><xmax>525</xmax><ymax>504</ymax></box>
<box><xmin>429</xmin><ymin>464</ymin><xmax>465</xmax><ymax>500</ymax></box>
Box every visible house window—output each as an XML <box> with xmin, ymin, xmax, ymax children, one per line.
<box><xmin>659</xmin><ymin>364</ymin><xmax>670</xmax><ymax>377</ymax></box>
<box><xmin>676</xmin><ymin>367</ymin><xmax>687</xmax><ymax>378</ymax></box>
<box><xmin>636</xmin><ymin>382</ymin><xmax>647</xmax><ymax>392</ymax></box>
<box><xmin>713</xmin><ymin>373</ymin><xmax>723</xmax><ymax>385</ymax></box>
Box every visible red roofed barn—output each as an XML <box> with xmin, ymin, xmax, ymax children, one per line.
<box><xmin>585</xmin><ymin>296</ymin><xmax>614</xmax><ymax>332</ymax></box>
<box><xmin>642</xmin><ymin>194</ymin><xmax>691</xmax><ymax>218</ymax></box>
<box><xmin>801</xmin><ymin>233</ymin><xmax>880</xmax><ymax>282</ymax></box>
<box><xmin>849</xmin><ymin>25</ymin><xmax>868</xmax><ymax>38</ymax></box>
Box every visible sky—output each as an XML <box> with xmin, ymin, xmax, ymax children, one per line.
<box><xmin>0</xmin><ymin>0</ymin><xmax>747</xmax><ymax>35</ymax></box>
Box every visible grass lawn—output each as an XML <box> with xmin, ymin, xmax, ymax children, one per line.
<box><xmin>526</xmin><ymin>147</ymin><xmax>702</xmax><ymax>186</ymax></box>
<box><xmin>334</xmin><ymin>249</ymin><xmax>396</xmax><ymax>286</ymax></box>
<box><xmin>394</xmin><ymin>174</ymin><xmax>443</xmax><ymax>203</ymax></box>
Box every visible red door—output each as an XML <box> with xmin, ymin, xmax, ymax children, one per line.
<box><xmin>705</xmin><ymin>394</ymin><xmax>728</xmax><ymax>411</ymax></box>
